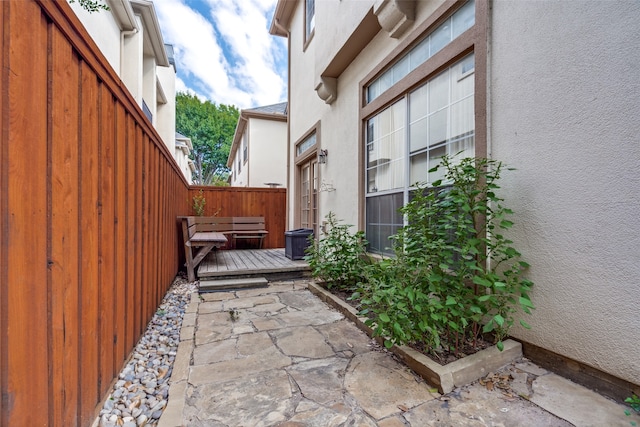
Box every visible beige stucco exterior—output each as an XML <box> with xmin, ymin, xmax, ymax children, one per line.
<box><xmin>273</xmin><ymin>0</ymin><xmax>640</xmax><ymax>386</ymax></box>
<box><xmin>228</xmin><ymin>104</ymin><xmax>288</xmax><ymax>188</ymax></box>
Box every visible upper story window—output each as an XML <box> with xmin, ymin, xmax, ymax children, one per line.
<box><xmin>305</xmin><ymin>0</ymin><xmax>315</xmax><ymax>43</ymax></box>
<box><xmin>242</xmin><ymin>133</ymin><xmax>248</xmax><ymax>164</ymax></box>
<box><xmin>366</xmin><ymin>0</ymin><xmax>475</xmax><ymax>104</ymax></box>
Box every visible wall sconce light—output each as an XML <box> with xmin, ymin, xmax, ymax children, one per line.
<box><xmin>318</xmin><ymin>149</ymin><xmax>328</xmax><ymax>164</ymax></box>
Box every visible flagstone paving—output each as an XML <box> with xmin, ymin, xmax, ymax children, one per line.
<box><xmin>158</xmin><ymin>279</ymin><xmax>640</xmax><ymax>427</ymax></box>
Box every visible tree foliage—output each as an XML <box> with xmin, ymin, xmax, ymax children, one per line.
<box><xmin>69</xmin><ymin>0</ymin><xmax>109</xmax><ymax>13</ymax></box>
<box><xmin>175</xmin><ymin>92</ymin><xmax>239</xmax><ymax>185</ymax></box>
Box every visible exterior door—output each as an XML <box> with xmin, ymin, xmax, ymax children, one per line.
<box><xmin>299</xmin><ymin>159</ymin><xmax>318</xmax><ymax>235</ymax></box>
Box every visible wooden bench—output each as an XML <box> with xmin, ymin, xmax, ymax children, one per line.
<box><xmin>179</xmin><ymin>216</ymin><xmax>269</xmax><ymax>281</ymax></box>
<box><xmin>179</xmin><ymin>216</ymin><xmax>229</xmax><ymax>282</ymax></box>
<box><xmin>227</xmin><ymin>217</ymin><xmax>269</xmax><ymax>250</ymax></box>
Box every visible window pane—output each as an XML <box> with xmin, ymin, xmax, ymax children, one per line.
<box><xmin>393</xmin><ymin>56</ymin><xmax>410</xmax><ymax>85</ymax></box>
<box><xmin>409</xmin><ymin>84</ymin><xmax>428</xmax><ymax>124</ymax></box>
<box><xmin>450</xmin><ymin>96</ymin><xmax>474</xmax><ymax>140</ymax></box>
<box><xmin>410</xmin><ymin>117</ymin><xmax>428</xmax><ymax>152</ymax></box>
<box><xmin>428</xmin><ymin>109</ymin><xmax>447</xmax><ymax>146</ymax></box>
<box><xmin>428</xmin><ymin>145</ymin><xmax>447</xmax><ymax>183</ymax></box>
<box><xmin>410</xmin><ymin>151</ymin><xmax>428</xmax><ymax>185</ymax></box>
<box><xmin>430</xmin><ymin>22</ymin><xmax>451</xmax><ymax>56</ymax></box>
<box><xmin>429</xmin><ymin>70</ymin><xmax>449</xmax><ymax>112</ymax></box>
<box><xmin>452</xmin><ymin>0</ymin><xmax>475</xmax><ymax>39</ymax></box>
<box><xmin>409</xmin><ymin>38</ymin><xmax>430</xmax><ymax>71</ymax></box>
<box><xmin>366</xmin><ymin>193</ymin><xmax>403</xmax><ymax>255</ymax></box>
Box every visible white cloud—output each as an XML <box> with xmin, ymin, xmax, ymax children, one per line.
<box><xmin>155</xmin><ymin>0</ymin><xmax>287</xmax><ymax>109</ymax></box>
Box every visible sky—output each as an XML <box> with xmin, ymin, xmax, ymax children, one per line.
<box><xmin>154</xmin><ymin>0</ymin><xmax>287</xmax><ymax>109</ymax></box>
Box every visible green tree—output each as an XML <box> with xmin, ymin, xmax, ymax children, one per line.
<box><xmin>175</xmin><ymin>92</ymin><xmax>239</xmax><ymax>185</ymax></box>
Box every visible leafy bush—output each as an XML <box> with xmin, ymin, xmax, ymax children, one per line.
<box><xmin>360</xmin><ymin>155</ymin><xmax>534</xmax><ymax>355</ymax></box>
<box><xmin>304</xmin><ymin>212</ymin><xmax>370</xmax><ymax>292</ymax></box>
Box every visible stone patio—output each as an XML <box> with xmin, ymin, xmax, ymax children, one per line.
<box><xmin>158</xmin><ymin>279</ymin><xmax>640</xmax><ymax>427</ymax></box>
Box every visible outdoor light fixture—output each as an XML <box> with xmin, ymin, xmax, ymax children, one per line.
<box><xmin>318</xmin><ymin>149</ymin><xmax>328</xmax><ymax>164</ymax></box>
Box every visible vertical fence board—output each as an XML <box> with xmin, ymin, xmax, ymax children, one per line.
<box><xmin>114</xmin><ymin>103</ymin><xmax>127</xmax><ymax>369</ymax></box>
<box><xmin>4</xmin><ymin>3</ymin><xmax>50</xmax><ymax>425</ymax></box>
<box><xmin>125</xmin><ymin>118</ymin><xmax>137</xmax><ymax>353</ymax></box>
<box><xmin>79</xmin><ymin>60</ymin><xmax>101</xmax><ymax>425</ymax></box>
<box><xmin>50</xmin><ymin>25</ymin><xmax>81</xmax><ymax>427</ymax></box>
<box><xmin>99</xmin><ymin>85</ymin><xmax>116</xmax><ymax>395</ymax></box>
<box><xmin>0</xmin><ymin>2</ymin><xmax>7</xmax><ymax>425</ymax></box>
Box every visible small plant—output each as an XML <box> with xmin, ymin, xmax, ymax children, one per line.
<box><xmin>229</xmin><ymin>309</ymin><xmax>239</xmax><ymax>322</ymax></box>
<box><xmin>192</xmin><ymin>189</ymin><xmax>206</xmax><ymax>216</ymax></box>
<box><xmin>304</xmin><ymin>212</ymin><xmax>370</xmax><ymax>292</ymax></box>
<box><xmin>625</xmin><ymin>394</ymin><xmax>640</xmax><ymax>426</ymax></box>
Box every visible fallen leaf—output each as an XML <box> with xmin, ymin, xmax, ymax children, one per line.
<box><xmin>398</xmin><ymin>404</ymin><xmax>409</xmax><ymax>412</ymax></box>
<box><xmin>485</xmin><ymin>380</ymin><xmax>494</xmax><ymax>391</ymax></box>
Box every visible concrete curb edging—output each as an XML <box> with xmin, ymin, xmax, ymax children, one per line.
<box><xmin>307</xmin><ymin>282</ymin><xmax>522</xmax><ymax>394</ymax></box>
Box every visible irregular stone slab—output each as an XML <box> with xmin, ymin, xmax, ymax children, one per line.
<box><xmin>345</xmin><ymin>352</ymin><xmax>436</xmax><ymax>420</ymax></box>
<box><xmin>189</xmin><ymin>345</ymin><xmax>291</xmax><ymax>386</ymax></box>
<box><xmin>200</xmin><ymin>291</ymin><xmax>235</xmax><ymax>302</ymax></box>
<box><xmin>194</xmin><ymin>324</ymin><xmax>233</xmax><ymax>345</ymax></box>
<box><xmin>273</xmin><ymin>308</ymin><xmax>343</xmax><ymax>328</ymax></box>
<box><xmin>237</xmin><ymin>331</ymin><xmax>274</xmax><ymax>356</ymax></box>
<box><xmin>252</xmin><ymin>317</ymin><xmax>283</xmax><ymax>331</ymax></box>
<box><xmin>280</xmin><ymin>405</ymin><xmax>348</xmax><ymax>427</ymax></box>
<box><xmin>278</xmin><ymin>290</ymin><xmax>325</xmax><ymax>311</ymax></box>
<box><xmin>224</xmin><ymin>295</ymin><xmax>279</xmax><ymax>310</ymax></box>
<box><xmin>529</xmin><ymin>373</ymin><xmax>640</xmax><ymax>426</ymax></box>
<box><xmin>192</xmin><ymin>338</ymin><xmax>237</xmax><ymax>366</ymax></box>
<box><xmin>198</xmin><ymin>301</ymin><xmax>223</xmax><ymax>314</ymax></box>
<box><xmin>247</xmin><ymin>302</ymin><xmax>287</xmax><ymax>315</ymax></box>
<box><xmin>272</xmin><ymin>326</ymin><xmax>335</xmax><ymax>359</ymax></box>
<box><xmin>232</xmin><ymin>323</ymin><xmax>255</xmax><ymax>335</ymax></box>
<box><xmin>316</xmin><ymin>319</ymin><xmax>373</xmax><ymax>354</ymax></box>
<box><xmin>378</xmin><ymin>416</ymin><xmax>408</xmax><ymax>427</ymax></box>
<box><xmin>184</xmin><ymin>369</ymin><xmax>294</xmax><ymax>427</ymax></box>
<box><xmin>287</xmin><ymin>358</ymin><xmax>349</xmax><ymax>404</ymax></box>
<box><xmin>404</xmin><ymin>383</ymin><xmax>573</xmax><ymax>426</ymax></box>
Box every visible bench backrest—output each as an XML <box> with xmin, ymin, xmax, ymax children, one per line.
<box><xmin>185</xmin><ymin>216</ymin><xmax>234</xmax><ymax>238</ymax></box>
<box><xmin>232</xmin><ymin>217</ymin><xmax>266</xmax><ymax>231</ymax></box>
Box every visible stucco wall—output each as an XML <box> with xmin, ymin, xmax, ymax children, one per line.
<box><xmin>156</xmin><ymin>65</ymin><xmax>176</xmax><ymax>151</ymax></box>
<box><xmin>248</xmin><ymin>119</ymin><xmax>287</xmax><ymax>188</ymax></box>
<box><xmin>69</xmin><ymin>1</ymin><xmax>122</xmax><ymax>72</ymax></box>
<box><xmin>489</xmin><ymin>0</ymin><xmax>640</xmax><ymax>384</ymax></box>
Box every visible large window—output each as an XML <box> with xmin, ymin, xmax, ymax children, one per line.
<box><xmin>366</xmin><ymin>0</ymin><xmax>475</xmax><ymax>103</ymax></box>
<box><xmin>365</xmin><ymin>54</ymin><xmax>475</xmax><ymax>254</ymax></box>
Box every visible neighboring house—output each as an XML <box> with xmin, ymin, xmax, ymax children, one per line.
<box><xmin>271</xmin><ymin>0</ymin><xmax>639</xmax><ymax>394</ymax></box>
<box><xmin>70</xmin><ymin>0</ymin><xmax>184</xmax><ymax>179</ymax></box>
<box><xmin>227</xmin><ymin>102</ymin><xmax>288</xmax><ymax>188</ymax></box>
<box><xmin>175</xmin><ymin>132</ymin><xmax>196</xmax><ymax>184</ymax></box>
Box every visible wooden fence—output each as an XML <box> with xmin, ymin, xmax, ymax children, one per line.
<box><xmin>187</xmin><ymin>186</ymin><xmax>287</xmax><ymax>249</ymax></box>
<box><xmin>0</xmin><ymin>1</ymin><xmax>286</xmax><ymax>425</ymax></box>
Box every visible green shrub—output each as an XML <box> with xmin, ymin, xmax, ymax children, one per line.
<box><xmin>360</xmin><ymin>155</ymin><xmax>534</xmax><ymax>355</ymax></box>
<box><xmin>304</xmin><ymin>212</ymin><xmax>370</xmax><ymax>292</ymax></box>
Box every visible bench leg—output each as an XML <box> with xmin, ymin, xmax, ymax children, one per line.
<box><xmin>185</xmin><ymin>244</ymin><xmax>196</xmax><ymax>282</ymax></box>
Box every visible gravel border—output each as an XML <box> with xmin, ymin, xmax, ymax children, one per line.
<box><xmin>96</xmin><ymin>275</ymin><xmax>196</xmax><ymax>427</ymax></box>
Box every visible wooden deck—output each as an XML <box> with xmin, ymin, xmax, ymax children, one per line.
<box><xmin>197</xmin><ymin>248</ymin><xmax>310</xmax><ymax>280</ymax></box>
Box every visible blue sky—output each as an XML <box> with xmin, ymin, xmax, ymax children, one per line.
<box><xmin>155</xmin><ymin>0</ymin><xmax>287</xmax><ymax>109</ymax></box>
